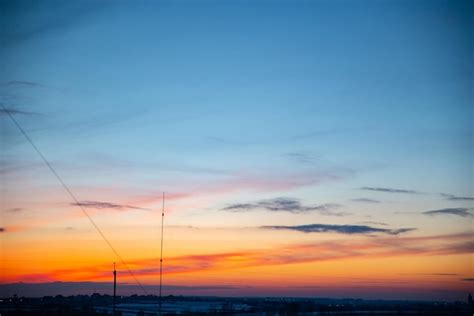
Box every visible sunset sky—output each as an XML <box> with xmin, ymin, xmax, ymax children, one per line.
<box><xmin>1</xmin><ymin>0</ymin><xmax>473</xmax><ymax>300</ymax></box>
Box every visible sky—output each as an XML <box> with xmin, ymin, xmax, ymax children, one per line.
<box><xmin>0</xmin><ymin>0</ymin><xmax>473</xmax><ymax>300</ymax></box>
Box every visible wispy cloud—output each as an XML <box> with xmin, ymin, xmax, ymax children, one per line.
<box><xmin>351</xmin><ymin>198</ymin><xmax>380</xmax><ymax>203</ymax></box>
<box><xmin>2</xmin><ymin>2</ymin><xmax>109</xmax><ymax>47</ymax></box>
<box><xmin>261</xmin><ymin>224</ymin><xmax>415</xmax><ymax>235</ymax></box>
<box><xmin>283</xmin><ymin>151</ymin><xmax>317</xmax><ymax>164</ymax></box>
<box><xmin>0</xmin><ymin>107</ymin><xmax>40</xmax><ymax>116</ymax></box>
<box><xmin>399</xmin><ymin>273</ymin><xmax>459</xmax><ymax>276</ymax></box>
<box><xmin>429</xmin><ymin>273</ymin><xmax>459</xmax><ymax>276</ymax></box>
<box><xmin>204</xmin><ymin>136</ymin><xmax>255</xmax><ymax>146</ymax></box>
<box><xmin>462</xmin><ymin>278</ymin><xmax>474</xmax><ymax>282</ymax></box>
<box><xmin>1</xmin><ymin>80</ymin><xmax>43</xmax><ymax>88</ymax></box>
<box><xmin>291</xmin><ymin>128</ymin><xmax>349</xmax><ymax>140</ymax></box>
<box><xmin>222</xmin><ymin>198</ymin><xmax>347</xmax><ymax>216</ymax></box>
<box><xmin>15</xmin><ymin>232</ymin><xmax>470</xmax><ymax>285</ymax></box>
<box><xmin>440</xmin><ymin>193</ymin><xmax>474</xmax><ymax>201</ymax></box>
<box><xmin>423</xmin><ymin>208</ymin><xmax>473</xmax><ymax>218</ymax></box>
<box><xmin>360</xmin><ymin>187</ymin><xmax>420</xmax><ymax>194</ymax></box>
<box><xmin>359</xmin><ymin>221</ymin><xmax>388</xmax><ymax>226</ymax></box>
<box><xmin>2</xmin><ymin>208</ymin><xmax>23</xmax><ymax>213</ymax></box>
<box><xmin>71</xmin><ymin>200</ymin><xmax>150</xmax><ymax>211</ymax></box>
<box><xmin>291</xmin><ymin>126</ymin><xmax>376</xmax><ymax>141</ymax></box>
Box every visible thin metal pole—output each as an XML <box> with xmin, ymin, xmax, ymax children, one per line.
<box><xmin>159</xmin><ymin>192</ymin><xmax>165</xmax><ymax>316</ymax></box>
<box><xmin>113</xmin><ymin>262</ymin><xmax>116</xmax><ymax>315</ymax></box>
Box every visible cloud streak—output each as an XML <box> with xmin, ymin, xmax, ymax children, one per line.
<box><xmin>2</xmin><ymin>2</ymin><xmax>109</xmax><ymax>47</ymax></box>
<box><xmin>11</xmin><ymin>231</ymin><xmax>471</xmax><ymax>285</ymax></box>
<box><xmin>440</xmin><ymin>193</ymin><xmax>474</xmax><ymax>201</ymax></box>
<box><xmin>399</xmin><ymin>273</ymin><xmax>459</xmax><ymax>276</ymax></box>
<box><xmin>261</xmin><ymin>223</ymin><xmax>416</xmax><ymax>235</ymax></box>
<box><xmin>351</xmin><ymin>198</ymin><xmax>380</xmax><ymax>203</ymax></box>
<box><xmin>222</xmin><ymin>198</ymin><xmax>347</xmax><ymax>216</ymax></box>
<box><xmin>283</xmin><ymin>151</ymin><xmax>317</xmax><ymax>164</ymax></box>
<box><xmin>291</xmin><ymin>127</ymin><xmax>352</xmax><ymax>140</ymax></box>
<box><xmin>2</xmin><ymin>208</ymin><xmax>23</xmax><ymax>213</ymax></box>
<box><xmin>360</xmin><ymin>187</ymin><xmax>420</xmax><ymax>194</ymax></box>
<box><xmin>1</xmin><ymin>80</ymin><xmax>43</xmax><ymax>88</ymax></box>
<box><xmin>0</xmin><ymin>107</ymin><xmax>40</xmax><ymax>116</ymax></box>
<box><xmin>71</xmin><ymin>200</ymin><xmax>150</xmax><ymax>211</ymax></box>
<box><xmin>359</xmin><ymin>221</ymin><xmax>388</xmax><ymax>226</ymax></box>
<box><xmin>423</xmin><ymin>208</ymin><xmax>473</xmax><ymax>218</ymax></box>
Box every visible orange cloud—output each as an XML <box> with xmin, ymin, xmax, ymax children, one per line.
<box><xmin>7</xmin><ymin>231</ymin><xmax>471</xmax><ymax>285</ymax></box>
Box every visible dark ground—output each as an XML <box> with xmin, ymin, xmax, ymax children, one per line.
<box><xmin>1</xmin><ymin>294</ymin><xmax>473</xmax><ymax>315</ymax></box>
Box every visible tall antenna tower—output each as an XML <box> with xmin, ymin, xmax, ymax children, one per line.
<box><xmin>159</xmin><ymin>192</ymin><xmax>165</xmax><ymax>316</ymax></box>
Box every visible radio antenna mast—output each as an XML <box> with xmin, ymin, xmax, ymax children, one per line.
<box><xmin>113</xmin><ymin>262</ymin><xmax>116</xmax><ymax>315</ymax></box>
<box><xmin>159</xmin><ymin>192</ymin><xmax>165</xmax><ymax>315</ymax></box>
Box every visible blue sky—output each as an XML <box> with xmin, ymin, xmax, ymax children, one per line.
<box><xmin>1</xmin><ymin>0</ymin><xmax>473</xmax><ymax>299</ymax></box>
<box><xmin>3</xmin><ymin>0</ymin><xmax>472</xmax><ymax>196</ymax></box>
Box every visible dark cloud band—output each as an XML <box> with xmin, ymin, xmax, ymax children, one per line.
<box><xmin>440</xmin><ymin>193</ymin><xmax>474</xmax><ymax>201</ymax></box>
<box><xmin>423</xmin><ymin>208</ymin><xmax>473</xmax><ymax>217</ymax></box>
<box><xmin>0</xmin><ymin>107</ymin><xmax>39</xmax><ymax>116</ymax></box>
<box><xmin>261</xmin><ymin>223</ymin><xmax>415</xmax><ymax>235</ymax></box>
<box><xmin>351</xmin><ymin>198</ymin><xmax>381</xmax><ymax>203</ymax></box>
<box><xmin>71</xmin><ymin>200</ymin><xmax>150</xmax><ymax>211</ymax></box>
<box><xmin>222</xmin><ymin>198</ymin><xmax>346</xmax><ymax>216</ymax></box>
<box><xmin>360</xmin><ymin>187</ymin><xmax>419</xmax><ymax>194</ymax></box>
